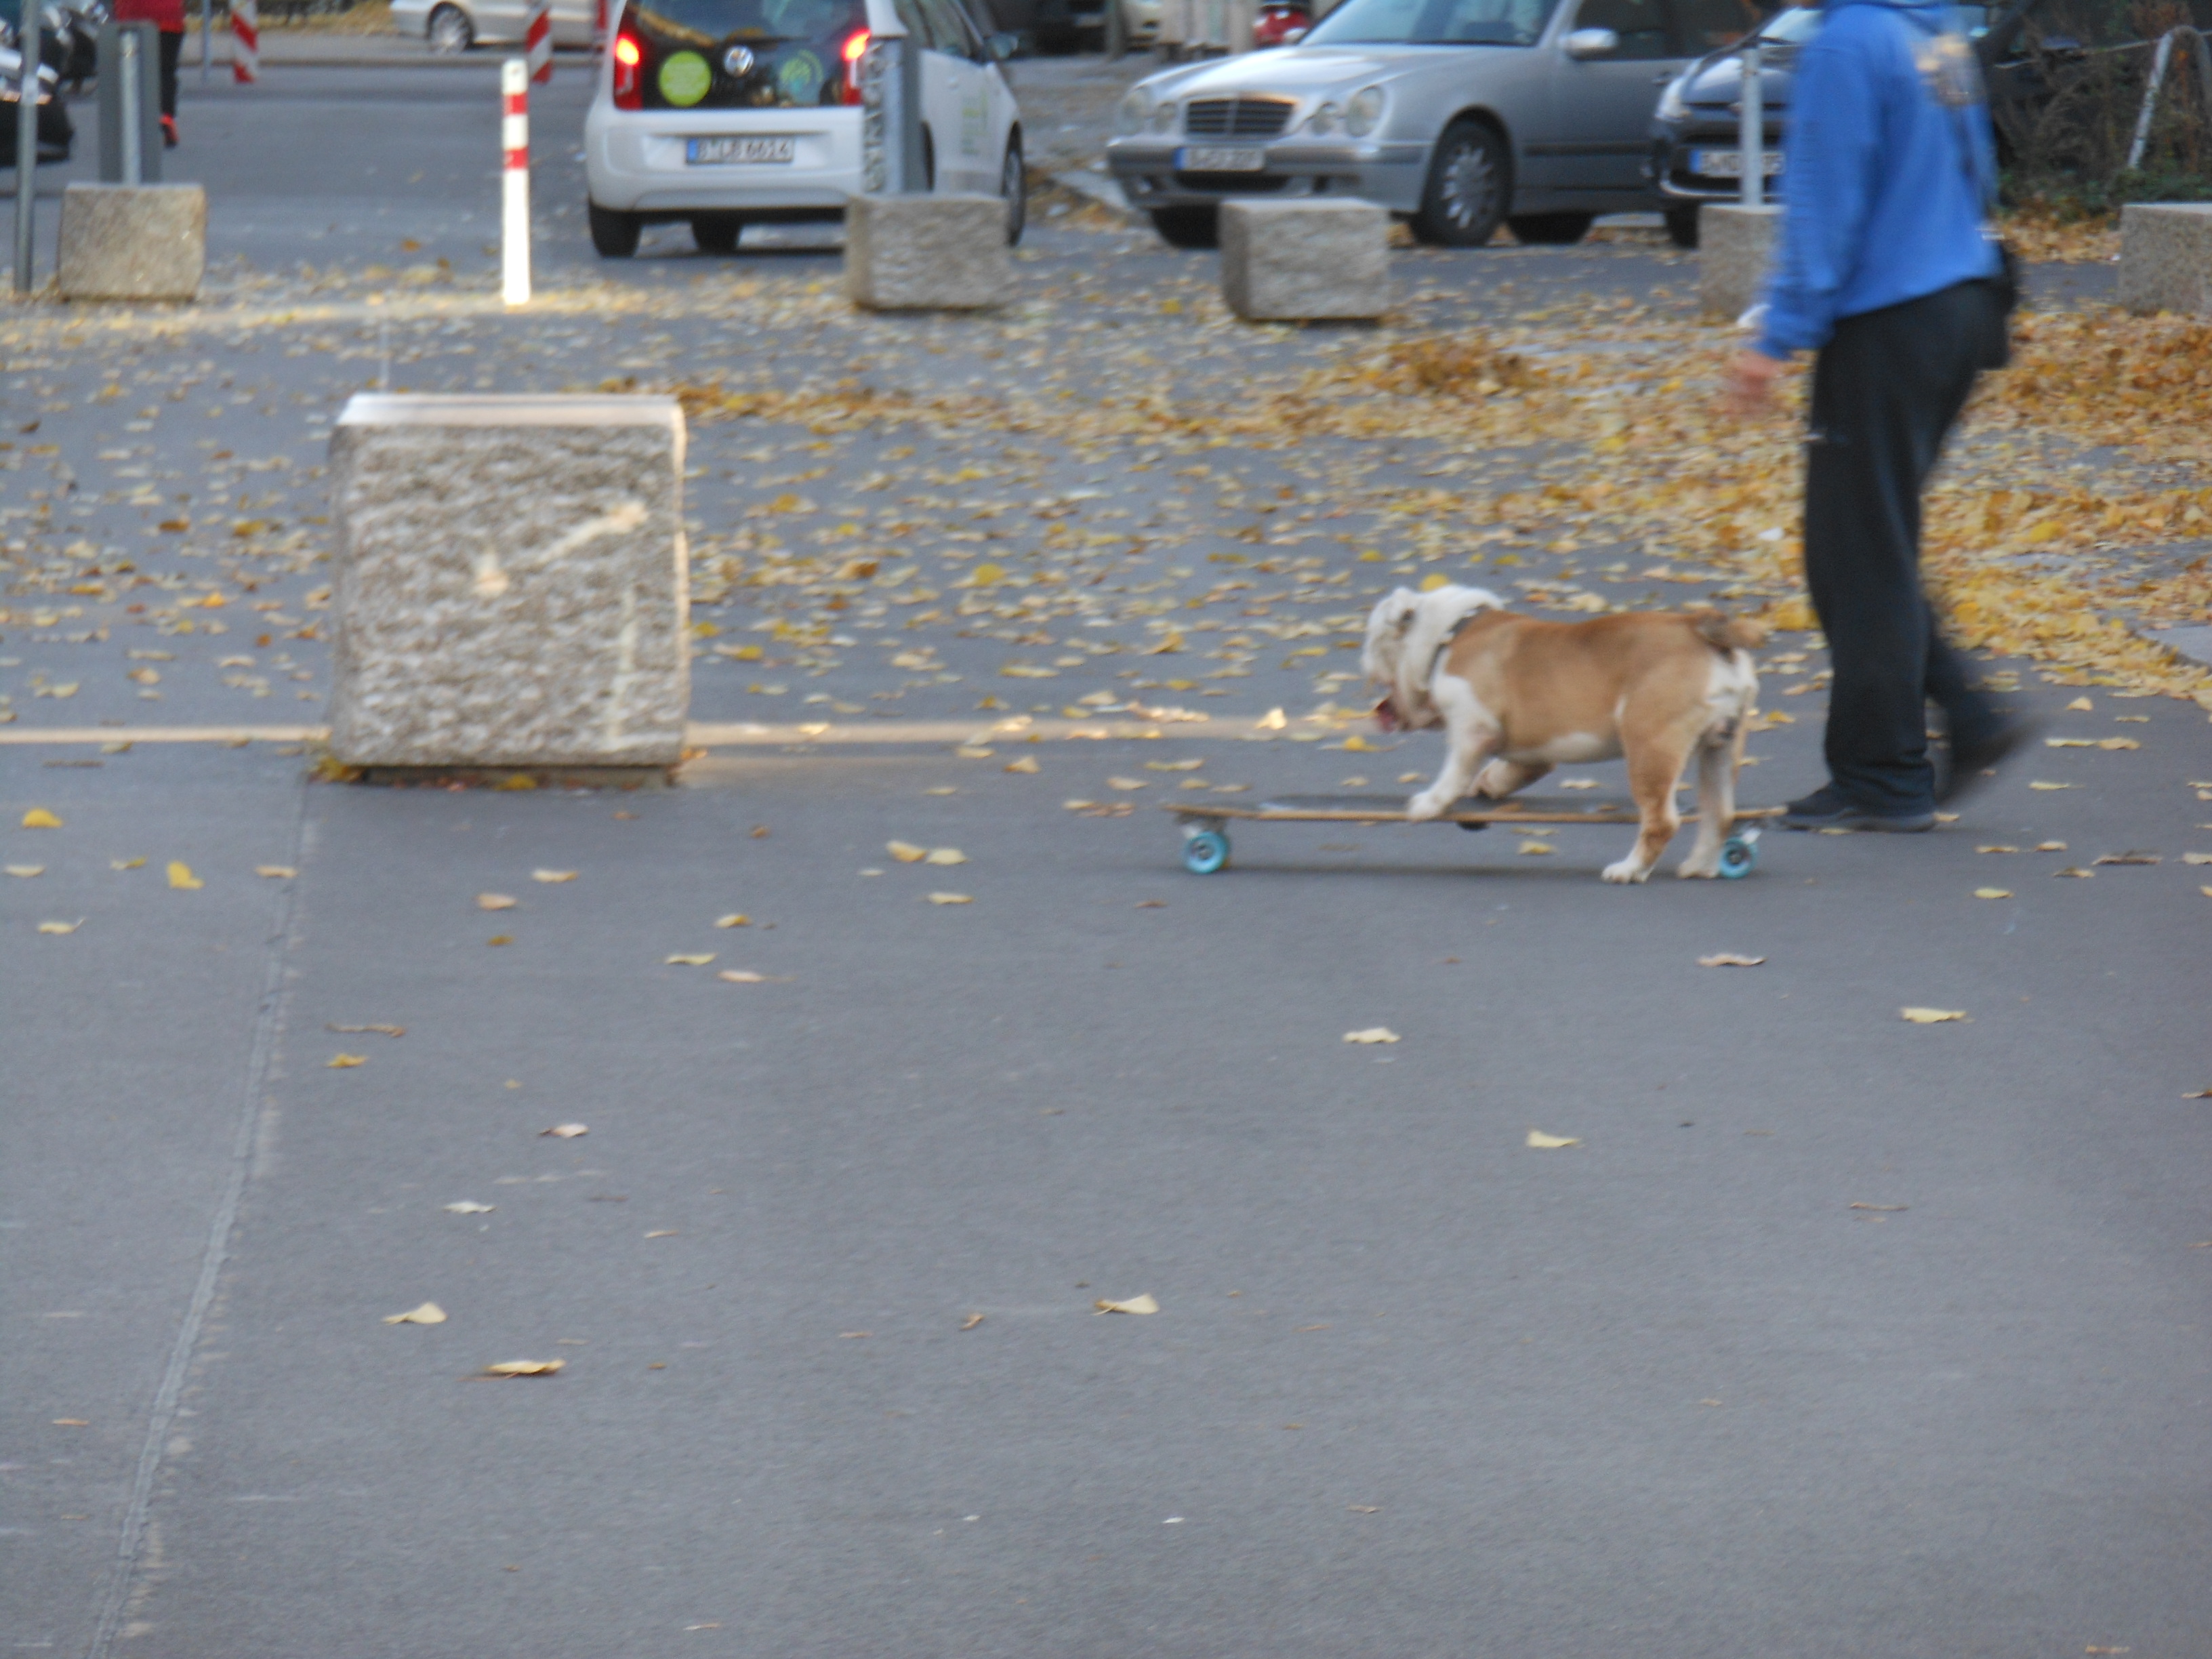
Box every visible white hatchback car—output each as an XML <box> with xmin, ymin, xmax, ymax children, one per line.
<box><xmin>583</xmin><ymin>0</ymin><xmax>1026</xmax><ymax>255</ymax></box>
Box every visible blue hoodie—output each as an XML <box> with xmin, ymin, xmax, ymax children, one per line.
<box><xmin>1757</xmin><ymin>0</ymin><xmax>2001</xmax><ymax>359</ymax></box>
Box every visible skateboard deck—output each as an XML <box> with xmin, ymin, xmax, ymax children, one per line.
<box><xmin>1166</xmin><ymin>794</ymin><xmax>1785</xmax><ymax>827</ymax></box>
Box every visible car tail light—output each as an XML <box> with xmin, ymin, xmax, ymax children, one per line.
<box><xmin>840</xmin><ymin>27</ymin><xmax>867</xmax><ymax>104</ymax></box>
<box><xmin>612</xmin><ymin>21</ymin><xmax>645</xmax><ymax>110</ymax></box>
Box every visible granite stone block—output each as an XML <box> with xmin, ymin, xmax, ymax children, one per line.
<box><xmin>1219</xmin><ymin>199</ymin><xmax>1389</xmax><ymax>321</ymax></box>
<box><xmin>2118</xmin><ymin>203</ymin><xmax>2212</xmax><ymax>314</ymax></box>
<box><xmin>844</xmin><ymin>193</ymin><xmax>1011</xmax><ymax>310</ymax></box>
<box><xmin>1698</xmin><ymin>203</ymin><xmax>1782</xmax><ymax>323</ymax></box>
<box><xmin>56</xmin><ymin>183</ymin><xmax>205</xmax><ymax>302</ymax></box>
<box><xmin>327</xmin><ymin>395</ymin><xmax>689</xmax><ymax>769</ymax></box>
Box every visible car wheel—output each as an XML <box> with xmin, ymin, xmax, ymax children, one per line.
<box><xmin>589</xmin><ymin>203</ymin><xmax>642</xmax><ymax>258</ymax></box>
<box><xmin>692</xmin><ymin>213</ymin><xmax>743</xmax><ymax>255</ymax></box>
<box><xmin>1664</xmin><ymin>205</ymin><xmax>1700</xmax><ymax>249</ymax></box>
<box><xmin>426</xmin><ymin>3</ymin><xmax>474</xmax><ymax>52</ymax></box>
<box><xmin>1506</xmin><ymin>211</ymin><xmax>1593</xmax><ymax>245</ymax></box>
<box><xmin>1001</xmin><ymin>138</ymin><xmax>1027</xmax><ymax>247</ymax></box>
<box><xmin>1412</xmin><ymin>120</ymin><xmax>1507</xmax><ymax>248</ymax></box>
<box><xmin>1149</xmin><ymin>206</ymin><xmax>1218</xmax><ymax>249</ymax></box>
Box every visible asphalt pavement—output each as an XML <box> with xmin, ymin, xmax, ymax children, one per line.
<box><xmin>4</xmin><ymin>60</ymin><xmax>2210</xmax><ymax>1659</ymax></box>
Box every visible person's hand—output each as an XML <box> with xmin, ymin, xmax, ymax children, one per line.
<box><xmin>1723</xmin><ymin>350</ymin><xmax>1787</xmax><ymax>418</ymax></box>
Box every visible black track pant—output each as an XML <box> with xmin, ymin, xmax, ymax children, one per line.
<box><xmin>1802</xmin><ymin>279</ymin><xmax>2003</xmax><ymax>812</ymax></box>
<box><xmin>157</xmin><ymin>29</ymin><xmax>182</xmax><ymax>119</ymax></box>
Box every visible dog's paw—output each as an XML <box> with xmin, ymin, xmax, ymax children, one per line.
<box><xmin>1406</xmin><ymin>791</ymin><xmax>1449</xmax><ymax>823</ymax></box>
<box><xmin>1601</xmin><ymin>857</ymin><xmax>1652</xmax><ymax>884</ymax></box>
<box><xmin>1676</xmin><ymin>853</ymin><xmax>1721</xmax><ymax>880</ymax></box>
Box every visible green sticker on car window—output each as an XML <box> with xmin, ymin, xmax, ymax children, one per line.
<box><xmin>659</xmin><ymin>50</ymin><xmax>711</xmax><ymax>106</ymax></box>
<box><xmin>776</xmin><ymin>49</ymin><xmax>823</xmax><ymax>104</ymax></box>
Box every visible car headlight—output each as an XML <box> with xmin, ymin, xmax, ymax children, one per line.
<box><xmin>1345</xmin><ymin>85</ymin><xmax>1386</xmax><ymax>136</ymax></box>
<box><xmin>1150</xmin><ymin>98</ymin><xmax>1177</xmax><ymax>134</ymax></box>
<box><xmin>1307</xmin><ymin>100</ymin><xmax>1341</xmax><ymax>136</ymax></box>
<box><xmin>1655</xmin><ymin>75</ymin><xmax>1688</xmax><ymax>123</ymax></box>
<box><xmin>1116</xmin><ymin>87</ymin><xmax>1152</xmax><ymax>136</ymax></box>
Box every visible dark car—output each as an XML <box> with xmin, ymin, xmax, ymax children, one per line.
<box><xmin>1647</xmin><ymin>0</ymin><xmax>2106</xmax><ymax>245</ymax></box>
<box><xmin>0</xmin><ymin>43</ymin><xmax>73</xmax><ymax>166</ymax></box>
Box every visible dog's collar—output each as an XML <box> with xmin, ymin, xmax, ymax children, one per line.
<box><xmin>1427</xmin><ymin>607</ymin><xmax>1485</xmax><ymax>679</ymax></box>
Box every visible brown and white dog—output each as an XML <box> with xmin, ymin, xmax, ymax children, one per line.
<box><xmin>1362</xmin><ymin>583</ymin><xmax>1766</xmax><ymax>882</ymax></box>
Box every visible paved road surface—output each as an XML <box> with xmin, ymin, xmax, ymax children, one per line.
<box><xmin>3</xmin><ymin>64</ymin><xmax>2208</xmax><ymax>1659</ymax></box>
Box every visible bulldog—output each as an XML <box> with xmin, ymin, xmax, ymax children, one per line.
<box><xmin>1363</xmin><ymin>583</ymin><xmax>1766</xmax><ymax>883</ymax></box>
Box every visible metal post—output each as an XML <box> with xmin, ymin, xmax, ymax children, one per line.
<box><xmin>201</xmin><ymin>0</ymin><xmax>211</xmax><ymax>82</ymax></box>
<box><xmin>120</xmin><ymin>32</ymin><xmax>142</xmax><ymax>185</ymax></box>
<box><xmin>1738</xmin><ymin>41</ymin><xmax>1763</xmax><ymax>209</ymax></box>
<box><xmin>13</xmin><ymin>1</ymin><xmax>39</xmax><ymax>293</ymax></box>
<box><xmin>501</xmin><ymin>58</ymin><xmax>531</xmax><ymax>306</ymax></box>
<box><xmin>859</xmin><ymin>33</ymin><xmax>926</xmax><ymax>194</ymax></box>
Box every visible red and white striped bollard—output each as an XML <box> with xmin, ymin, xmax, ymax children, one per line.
<box><xmin>231</xmin><ymin>0</ymin><xmax>258</xmax><ymax>82</ymax></box>
<box><xmin>523</xmin><ymin>0</ymin><xmax>552</xmax><ymax>83</ymax></box>
<box><xmin>501</xmin><ymin>58</ymin><xmax>531</xmax><ymax>306</ymax></box>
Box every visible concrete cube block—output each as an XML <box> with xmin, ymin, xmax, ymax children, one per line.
<box><xmin>1698</xmin><ymin>202</ymin><xmax>1782</xmax><ymax>323</ymax></box>
<box><xmin>56</xmin><ymin>183</ymin><xmax>205</xmax><ymax>302</ymax></box>
<box><xmin>327</xmin><ymin>394</ymin><xmax>690</xmax><ymax>769</ymax></box>
<box><xmin>1220</xmin><ymin>198</ymin><xmax>1389</xmax><ymax>321</ymax></box>
<box><xmin>2118</xmin><ymin>203</ymin><xmax>2212</xmax><ymax>314</ymax></box>
<box><xmin>844</xmin><ymin>193</ymin><xmax>1011</xmax><ymax>310</ymax></box>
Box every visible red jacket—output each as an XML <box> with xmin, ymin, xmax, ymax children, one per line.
<box><xmin>113</xmin><ymin>0</ymin><xmax>188</xmax><ymax>32</ymax></box>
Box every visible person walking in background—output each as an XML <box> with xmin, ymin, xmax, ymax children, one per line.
<box><xmin>1725</xmin><ymin>0</ymin><xmax>2033</xmax><ymax>832</ymax></box>
<box><xmin>112</xmin><ymin>0</ymin><xmax>185</xmax><ymax>147</ymax></box>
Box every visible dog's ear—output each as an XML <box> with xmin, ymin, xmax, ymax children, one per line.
<box><xmin>1391</xmin><ymin>589</ymin><xmax>1420</xmax><ymax>635</ymax></box>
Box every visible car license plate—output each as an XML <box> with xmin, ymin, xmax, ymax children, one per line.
<box><xmin>1176</xmin><ymin>145</ymin><xmax>1266</xmax><ymax>173</ymax></box>
<box><xmin>687</xmin><ymin>136</ymin><xmax>796</xmax><ymax>165</ymax></box>
<box><xmin>1691</xmin><ymin>147</ymin><xmax>1783</xmax><ymax>179</ymax></box>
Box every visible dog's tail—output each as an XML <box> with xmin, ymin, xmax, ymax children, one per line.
<box><xmin>1692</xmin><ymin>610</ymin><xmax>1769</xmax><ymax>653</ymax></box>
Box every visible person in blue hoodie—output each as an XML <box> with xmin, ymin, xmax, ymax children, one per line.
<box><xmin>1725</xmin><ymin>0</ymin><xmax>2034</xmax><ymax>832</ymax></box>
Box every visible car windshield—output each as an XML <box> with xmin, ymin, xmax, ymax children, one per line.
<box><xmin>1302</xmin><ymin>0</ymin><xmax>1560</xmax><ymax>47</ymax></box>
<box><xmin>1749</xmin><ymin>3</ymin><xmax>1992</xmax><ymax>45</ymax></box>
<box><xmin>630</xmin><ymin>0</ymin><xmax>861</xmax><ymax>52</ymax></box>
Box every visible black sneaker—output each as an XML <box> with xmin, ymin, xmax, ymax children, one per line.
<box><xmin>1938</xmin><ymin>716</ymin><xmax>2042</xmax><ymax>805</ymax></box>
<box><xmin>1780</xmin><ymin>783</ymin><xmax>1936</xmax><ymax>833</ymax></box>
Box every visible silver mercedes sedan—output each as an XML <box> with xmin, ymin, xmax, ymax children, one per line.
<box><xmin>1103</xmin><ymin>0</ymin><xmax>1759</xmax><ymax>247</ymax></box>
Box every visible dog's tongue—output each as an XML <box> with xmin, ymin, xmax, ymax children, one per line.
<box><xmin>1373</xmin><ymin>697</ymin><xmax>1399</xmax><ymax>733</ymax></box>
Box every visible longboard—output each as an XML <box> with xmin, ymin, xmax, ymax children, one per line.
<box><xmin>1164</xmin><ymin>794</ymin><xmax>1781</xmax><ymax>876</ymax></box>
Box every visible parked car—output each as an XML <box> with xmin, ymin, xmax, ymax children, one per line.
<box><xmin>583</xmin><ymin>0</ymin><xmax>1026</xmax><ymax>255</ymax></box>
<box><xmin>1105</xmin><ymin>0</ymin><xmax>1774</xmax><ymax>249</ymax></box>
<box><xmin>0</xmin><ymin>42</ymin><xmax>71</xmax><ymax>167</ymax></box>
<box><xmin>392</xmin><ymin>0</ymin><xmax>596</xmax><ymax>53</ymax></box>
<box><xmin>1651</xmin><ymin>0</ymin><xmax>2060</xmax><ymax>246</ymax></box>
<box><xmin>983</xmin><ymin>0</ymin><xmax>1153</xmax><ymax>52</ymax></box>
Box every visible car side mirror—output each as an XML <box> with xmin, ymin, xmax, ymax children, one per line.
<box><xmin>1563</xmin><ymin>26</ymin><xmax>1618</xmax><ymax>57</ymax></box>
<box><xmin>1283</xmin><ymin>24</ymin><xmax>1306</xmax><ymax>39</ymax></box>
<box><xmin>986</xmin><ymin>29</ymin><xmax>1018</xmax><ymax>58</ymax></box>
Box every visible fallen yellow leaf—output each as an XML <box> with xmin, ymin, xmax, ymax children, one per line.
<box><xmin>1145</xmin><ymin>758</ymin><xmax>1205</xmax><ymax>772</ymax></box>
<box><xmin>167</xmin><ymin>861</ymin><xmax>203</xmax><ymax>890</ymax></box>
<box><xmin>886</xmin><ymin>840</ymin><xmax>927</xmax><ymax>862</ymax></box>
<box><xmin>1900</xmin><ymin>1008</ymin><xmax>1967</xmax><ymax>1023</ymax></box>
<box><xmin>532</xmin><ymin>869</ymin><xmax>579</xmax><ymax>883</ymax></box>
<box><xmin>718</xmin><ymin>969</ymin><xmax>765</xmax><ymax>983</ymax></box>
<box><xmin>1976</xmin><ymin>844</ymin><xmax>2018</xmax><ymax>854</ymax></box>
<box><xmin>714</xmin><ymin>913</ymin><xmax>751</xmax><ymax>928</ymax></box>
<box><xmin>2066</xmin><ymin>696</ymin><xmax>2093</xmax><ymax>711</ymax></box>
<box><xmin>1973</xmin><ymin>888</ymin><xmax>2014</xmax><ymax>899</ymax></box>
<box><xmin>2028</xmin><ymin>781</ymin><xmax>2073</xmax><ymax>791</ymax></box>
<box><xmin>924</xmin><ymin>848</ymin><xmax>966</xmax><ymax>865</ymax></box>
<box><xmin>486</xmin><ymin>935</ymin><xmax>514</xmax><ymax>946</ymax></box>
<box><xmin>664</xmin><ymin>954</ymin><xmax>716</xmax><ymax>966</ymax></box>
<box><xmin>1526</xmin><ymin>1129</ymin><xmax>1580</xmax><ymax>1149</ymax></box>
<box><xmin>1107</xmin><ymin>777</ymin><xmax>1147</xmax><ymax>791</ymax></box>
<box><xmin>927</xmin><ymin>892</ymin><xmax>972</xmax><ymax>905</ymax></box>
<box><xmin>21</xmin><ymin>808</ymin><xmax>62</xmax><ymax>829</ymax></box>
<box><xmin>111</xmin><ymin>857</ymin><xmax>146</xmax><ymax>870</ymax></box>
<box><xmin>1094</xmin><ymin>1294</ymin><xmax>1159</xmax><ymax>1315</ymax></box>
<box><xmin>5</xmin><ymin>864</ymin><xmax>43</xmax><ymax>878</ymax></box>
<box><xmin>2036</xmin><ymin>840</ymin><xmax>2068</xmax><ymax>851</ymax></box>
<box><xmin>493</xmin><ymin>774</ymin><xmax>537</xmax><ymax>792</ymax></box>
<box><xmin>36</xmin><ymin>920</ymin><xmax>81</xmax><ymax>935</ymax></box>
<box><xmin>2053</xmin><ymin>866</ymin><xmax>2094</xmax><ymax>879</ymax></box>
<box><xmin>383</xmin><ymin>1302</ymin><xmax>447</xmax><ymax>1325</ymax></box>
<box><xmin>539</xmin><ymin>1123</ymin><xmax>588</xmax><ymax>1138</ymax></box>
<box><xmin>1343</xmin><ymin>1027</ymin><xmax>1400</xmax><ymax>1044</ymax></box>
<box><xmin>1256</xmin><ymin>708</ymin><xmax>1287</xmax><ymax>731</ymax></box>
<box><xmin>960</xmin><ymin>1313</ymin><xmax>985</xmax><ymax>1330</ymax></box>
<box><xmin>2045</xmin><ymin>737</ymin><xmax>2094</xmax><ymax>748</ymax></box>
<box><xmin>481</xmin><ymin>1359</ymin><xmax>563</xmax><ymax>1376</ymax></box>
<box><xmin>477</xmin><ymin>893</ymin><xmax>518</xmax><ymax>910</ymax></box>
<box><xmin>328</xmin><ymin>1053</ymin><xmax>367</xmax><ymax>1068</ymax></box>
<box><xmin>255</xmin><ymin>865</ymin><xmax>296</xmax><ymax>879</ymax></box>
<box><xmin>1517</xmin><ymin>840</ymin><xmax>1557</xmax><ymax>856</ymax></box>
<box><xmin>1003</xmin><ymin>756</ymin><xmax>1040</xmax><ymax>773</ymax></box>
<box><xmin>1698</xmin><ymin>953</ymin><xmax>1766</xmax><ymax>967</ymax></box>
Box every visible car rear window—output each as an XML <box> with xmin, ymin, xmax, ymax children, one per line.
<box><xmin>621</xmin><ymin>0</ymin><xmax>869</xmax><ymax>108</ymax></box>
